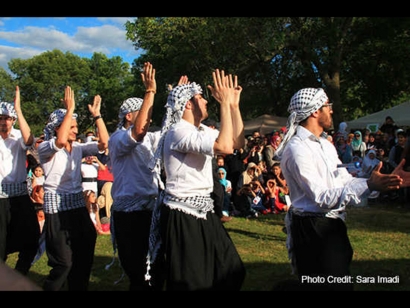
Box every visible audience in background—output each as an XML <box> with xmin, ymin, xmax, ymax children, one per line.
<box><xmin>351</xmin><ymin>130</ymin><xmax>367</xmax><ymax>158</ymax></box>
<box><xmin>84</xmin><ymin>190</ymin><xmax>110</xmax><ymax>235</ymax></box>
<box><xmin>217</xmin><ymin>167</ymin><xmax>233</xmax><ymax>221</ymax></box>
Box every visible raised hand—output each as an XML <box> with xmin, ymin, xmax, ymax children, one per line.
<box><xmin>14</xmin><ymin>86</ymin><xmax>21</xmax><ymax>113</ymax></box>
<box><xmin>177</xmin><ymin>75</ymin><xmax>189</xmax><ymax>86</ymax></box>
<box><xmin>141</xmin><ymin>62</ymin><xmax>156</xmax><ymax>92</ymax></box>
<box><xmin>232</xmin><ymin>74</ymin><xmax>243</xmax><ymax>108</ymax></box>
<box><xmin>167</xmin><ymin>75</ymin><xmax>189</xmax><ymax>92</ymax></box>
<box><xmin>64</xmin><ymin>86</ymin><xmax>75</xmax><ymax>112</ymax></box>
<box><xmin>88</xmin><ymin>95</ymin><xmax>102</xmax><ymax>117</ymax></box>
<box><xmin>207</xmin><ymin>69</ymin><xmax>234</xmax><ymax>105</ymax></box>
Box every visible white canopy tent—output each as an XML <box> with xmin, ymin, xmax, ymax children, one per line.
<box><xmin>346</xmin><ymin>101</ymin><xmax>410</xmax><ymax>131</ymax></box>
<box><xmin>243</xmin><ymin>114</ymin><xmax>288</xmax><ymax>136</ymax></box>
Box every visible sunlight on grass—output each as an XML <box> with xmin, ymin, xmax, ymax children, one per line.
<box><xmin>5</xmin><ymin>202</ymin><xmax>410</xmax><ymax>291</ymax></box>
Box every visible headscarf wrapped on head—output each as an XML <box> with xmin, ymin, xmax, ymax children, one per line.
<box><xmin>275</xmin><ymin>88</ymin><xmax>329</xmax><ymax>159</ymax></box>
<box><xmin>44</xmin><ymin>109</ymin><xmax>78</xmax><ymax>141</ymax></box>
<box><xmin>150</xmin><ymin>82</ymin><xmax>203</xmax><ymax>177</ymax></box>
<box><xmin>117</xmin><ymin>97</ymin><xmax>143</xmax><ymax>129</ymax></box>
<box><xmin>217</xmin><ymin>167</ymin><xmax>228</xmax><ymax>189</ymax></box>
<box><xmin>0</xmin><ymin>102</ymin><xmax>17</xmax><ymax>120</ymax></box>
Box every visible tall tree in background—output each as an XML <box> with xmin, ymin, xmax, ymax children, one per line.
<box><xmin>1</xmin><ymin>17</ymin><xmax>409</xmax><ymax>135</ymax></box>
<box><xmin>85</xmin><ymin>53</ymin><xmax>138</xmax><ymax>133</ymax></box>
<box><xmin>125</xmin><ymin>17</ymin><xmax>410</xmax><ymax>131</ymax></box>
<box><xmin>4</xmin><ymin>50</ymin><xmax>137</xmax><ymax>135</ymax></box>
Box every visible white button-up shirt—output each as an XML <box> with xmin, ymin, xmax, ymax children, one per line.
<box><xmin>164</xmin><ymin>120</ymin><xmax>219</xmax><ymax>198</ymax></box>
<box><xmin>0</xmin><ymin>128</ymin><xmax>32</xmax><ymax>197</ymax></box>
<box><xmin>280</xmin><ymin>126</ymin><xmax>370</xmax><ymax>220</ymax></box>
<box><xmin>109</xmin><ymin>127</ymin><xmax>160</xmax><ymax>208</ymax></box>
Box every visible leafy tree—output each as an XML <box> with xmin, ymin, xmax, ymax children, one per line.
<box><xmin>5</xmin><ymin>50</ymin><xmax>137</xmax><ymax>136</ymax></box>
<box><xmin>125</xmin><ymin>17</ymin><xmax>410</xmax><ymax>132</ymax></box>
<box><xmin>0</xmin><ymin>67</ymin><xmax>15</xmax><ymax>102</ymax></box>
<box><xmin>84</xmin><ymin>53</ymin><xmax>137</xmax><ymax>133</ymax></box>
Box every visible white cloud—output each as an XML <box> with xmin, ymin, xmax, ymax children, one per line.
<box><xmin>0</xmin><ymin>17</ymin><xmax>140</xmax><ymax>74</ymax></box>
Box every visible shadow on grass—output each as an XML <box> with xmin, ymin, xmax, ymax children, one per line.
<box><xmin>16</xmin><ymin>253</ymin><xmax>410</xmax><ymax>291</ymax></box>
<box><xmin>241</xmin><ymin>258</ymin><xmax>410</xmax><ymax>291</ymax></box>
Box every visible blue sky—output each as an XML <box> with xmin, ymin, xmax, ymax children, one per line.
<box><xmin>0</xmin><ymin>17</ymin><xmax>142</xmax><ymax>74</ymax></box>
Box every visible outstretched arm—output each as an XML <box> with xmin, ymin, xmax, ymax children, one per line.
<box><xmin>367</xmin><ymin>161</ymin><xmax>403</xmax><ymax>191</ymax></box>
<box><xmin>13</xmin><ymin>86</ymin><xmax>34</xmax><ymax>146</ymax></box>
<box><xmin>55</xmin><ymin>86</ymin><xmax>75</xmax><ymax>149</ymax></box>
<box><xmin>392</xmin><ymin>159</ymin><xmax>410</xmax><ymax>187</ymax></box>
<box><xmin>207</xmin><ymin>69</ymin><xmax>234</xmax><ymax>154</ymax></box>
<box><xmin>88</xmin><ymin>95</ymin><xmax>109</xmax><ymax>152</ymax></box>
<box><xmin>231</xmin><ymin>75</ymin><xmax>245</xmax><ymax>149</ymax></box>
<box><xmin>132</xmin><ymin>62</ymin><xmax>156</xmax><ymax>142</ymax></box>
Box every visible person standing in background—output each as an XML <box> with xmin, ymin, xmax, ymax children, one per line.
<box><xmin>0</xmin><ymin>86</ymin><xmax>40</xmax><ymax>276</ymax></box>
<box><xmin>38</xmin><ymin>86</ymin><xmax>109</xmax><ymax>291</ymax></box>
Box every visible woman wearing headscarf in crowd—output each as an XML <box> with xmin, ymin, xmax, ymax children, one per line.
<box><xmin>145</xmin><ymin>69</ymin><xmax>246</xmax><ymax>291</ymax></box>
<box><xmin>0</xmin><ymin>86</ymin><xmax>40</xmax><ymax>276</ymax></box>
<box><xmin>108</xmin><ymin>62</ymin><xmax>165</xmax><ymax>291</ymax></box>
<box><xmin>333</xmin><ymin>121</ymin><xmax>348</xmax><ymax>142</ymax></box>
<box><xmin>236</xmin><ymin>162</ymin><xmax>264</xmax><ymax>192</ymax></box>
<box><xmin>37</xmin><ymin>86</ymin><xmax>109</xmax><ymax>291</ymax></box>
<box><xmin>217</xmin><ymin>167</ymin><xmax>232</xmax><ymax>218</ymax></box>
<box><xmin>275</xmin><ymin>87</ymin><xmax>410</xmax><ymax>291</ymax></box>
<box><xmin>263</xmin><ymin>133</ymin><xmax>281</xmax><ymax>169</ymax></box>
<box><xmin>334</xmin><ymin>135</ymin><xmax>353</xmax><ymax>164</ymax></box>
<box><xmin>358</xmin><ymin>149</ymin><xmax>380</xmax><ymax>178</ymax></box>
<box><xmin>351</xmin><ymin>130</ymin><xmax>366</xmax><ymax>158</ymax></box>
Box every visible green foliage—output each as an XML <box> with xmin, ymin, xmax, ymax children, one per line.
<box><xmin>2</xmin><ymin>17</ymin><xmax>410</xmax><ymax>135</ymax></box>
<box><xmin>126</xmin><ymin>17</ymin><xmax>410</xmax><ymax>130</ymax></box>
<box><xmin>2</xmin><ymin>50</ymin><xmax>137</xmax><ymax>136</ymax></box>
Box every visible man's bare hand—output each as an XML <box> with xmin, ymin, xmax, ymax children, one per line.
<box><xmin>141</xmin><ymin>62</ymin><xmax>156</xmax><ymax>92</ymax></box>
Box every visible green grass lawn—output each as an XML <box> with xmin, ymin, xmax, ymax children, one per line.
<box><xmin>6</xmin><ymin>199</ymin><xmax>410</xmax><ymax>291</ymax></box>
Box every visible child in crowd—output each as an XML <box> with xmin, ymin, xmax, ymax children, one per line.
<box><xmin>264</xmin><ymin>179</ymin><xmax>289</xmax><ymax>214</ymax></box>
<box><xmin>234</xmin><ymin>184</ymin><xmax>260</xmax><ymax>218</ymax></box>
<box><xmin>27</xmin><ymin>164</ymin><xmax>45</xmax><ymax>197</ymax></box>
<box><xmin>249</xmin><ymin>180</ymin><xmax>269</xmax><ymax>215</ymax></box>
<box><xmin>31</xmin><ymin>185</ymin><xmax>45</xmax><ymax>264</ymax></box>
<box><xmin>83</xmin><ymin>190</ymin><xmax>110</xmax><ymax>235</ymax></box>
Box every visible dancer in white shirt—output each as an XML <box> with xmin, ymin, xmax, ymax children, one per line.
<box><xmin>147</xmin><ymin>69</ymin><xmax>246</xmax><ymax>290</ymax></box>
<box><xmin>276</xmin><ymin>87</ymin><xmax>410</xmax><ymax>291</ymax></box>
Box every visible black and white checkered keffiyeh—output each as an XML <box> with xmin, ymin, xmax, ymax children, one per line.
<box><xmin>43</xmin><ymin>191</ymin><xmax>85</xmax><ymax>214</ymax></box>
<box><xmin>149</xmin><ymin>82</ymin><xmax>203</xmax><ymax>183</ymax></box>
<box><xmin>44</xmin><ymin>109</ymin><xmax>78</xmax><ymax>141</ymax></box>
<box><xmin>275</xmin><ymin>88</ymin><xmax>329</xmax><ymax>159</ymax></box>
<box><xmin>117</xmin><ymin>97</ymin><xmax>143</xmax><ymax>129</ymax></box>
<box><xmin>0</xmin><ymin>102</ymin><xmax>17</xmax><ymax>120</ymax></box>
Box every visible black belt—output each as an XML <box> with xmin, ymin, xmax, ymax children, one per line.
<box><xmin>82</xmin><ymin>177</ymin><xmax>98</xmax><ymax>182</ymax></box>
